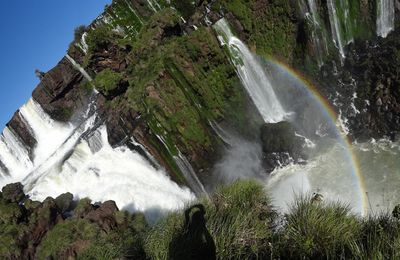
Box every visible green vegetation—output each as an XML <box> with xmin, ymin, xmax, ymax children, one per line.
<box><xmin>93</xmin><ymin>68</ymin><xmax>123</xmax><ymax>96</ymax></box>
<box><xmin>36</xmin><ymin>219</ymin><xmax>99</xmax><ymax>259</ymax></box>
<box><xmin>3</xmin><ymin>181</ymin><xmax>400</xmax><ymax>259</ymax></box>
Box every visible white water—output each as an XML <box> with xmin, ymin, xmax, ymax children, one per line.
<box><xmin>0</xmin><ymin>97</ymin><xmax>193</xmax><ymax>221</ymax></box>
<box><xmin>24</xmin><ymin>125</ymin><xmax>194</xmax><ymax>223</ymax></box>
<box><xmin>19</xmin><ymin>99</ymin><xmax>75</xmax><ymax>166</ymax></box>
<box><xmin>267</xmin><ymin>140</ymin><xmax>363</xmax><ymax>214</ymax></box>
<box><xmin>214</xmin><ymin>19</ymin><xmax>288</xmax><ymax>123</ymax></box>
<box><xmin>0</xmin><ymin>127</ymin><xmax>32</xmax><ymax>177</ymax></box>
<box><xmin>377</xmin><ymin>0</ymin><xmax>395</xmax><ymax>38</ymax></box>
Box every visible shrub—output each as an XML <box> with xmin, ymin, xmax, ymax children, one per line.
<box><xmin>171</xmin><ymin>0</ymin><xmax>196</xmax><ymax>19</ymax></box>
<box><xmin>85</xmin><ymin>25</ymin><xmax>119</xmax><ymax>53</ymax></box>
<box><xmin>93</xmin><ymin>69</ymin><xmax>123</xmax><ymax>96</ymax></box>
<box><xmin>350</xmin><ymin>214</ymin><xmax>400</xmax><ymax>259</ymax></box>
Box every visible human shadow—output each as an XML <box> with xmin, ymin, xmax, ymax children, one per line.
<box><xmin>169</xmin><ymin>204</ymin><xmax>216</xmax><ymax>260</ymax></box>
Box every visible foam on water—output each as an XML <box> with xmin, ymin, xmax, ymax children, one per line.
<box><xmin>19</xmin><ymin>99</ymin><xmax>75</xmax><ymax>166</ymax></box>
<box><xmin>25</xmin><ymin>125</ymin><xmax>194</xmax><ymax>222</ymax></box>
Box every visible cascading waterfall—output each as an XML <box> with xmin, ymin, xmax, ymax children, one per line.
<box><xmin>0</xmin><ymin>127</ymin><xmax>33</xmax><ymax>177</ymax></box>
<box><xmin>327</xmin><ymin>0</ymin><xmax>346</xmax><ymax>59</ymax></box>
<box><xmin>24</xmin><ymin>124</ymin><xmax>194</xmax><ymax>222</ymax></box>
<box><xmin>174</xmin><ymin>152</ymin><xmax>209</xmax><ymax>197</ymax></box>
<box><xmin>19</xmin><ymin>99</ymin><xmax>75</xmax><ymax>166</ymax></box>
<box><xmin>299</xmin><ymin>0</ymin><xmax>329</xmax><ymax>66</ymax></box>
<box><xmin>66</xmin><ymin>54</ymin><xmax>94</xmax><ymax>83</ymax></box>
<box><xmin>377</xmin><ymin>0</ymin><xmax>395</xmax><ymax>38</ymax></box>
<box><xmin>0</xmin><ymin>53</ymin><xmax>194</xmax><ymax>220</ymax></box>
<box><xmin>214</xmin><ymin>19</ymin><xmax>287</xmax><ymax>123</ymax></box>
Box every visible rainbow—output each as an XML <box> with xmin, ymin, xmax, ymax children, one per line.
<box><xmin>266</xmin><ymin>57</ymin><xmax>369</xmax><ymax>216</ymax></box>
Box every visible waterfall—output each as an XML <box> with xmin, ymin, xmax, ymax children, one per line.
<box><xmin>377</xmin><ymin>0</ymin><xmax>395</xmax><ymax>38</ymax></box>
<box><xmin>299</xmin><ymin>0</ymin><xmax>329</xmax><ymax>66</ymax></box>
<box><xmin>0</xmin><ymin>96</ymin><xmax>193</xmax><ymax>221</ymax></box>
<box><xmin>0</xmin><ymin>127</ymin><xmax>33</xmax><ymax>177</ymax></box>
<box><xmin>146</xmin><ymin>0</ymin><xmax>162</xmax><ymax>12</ymax></box>
<box><xmin>65</xmin><ymin>54</ymin><xmax>93</xmax><ymax>82</ymax></box>
<box><xmin>214</xmin><ymin>19</ymin><xmax>287</xmax><ymax>123</ymax></box>
<box><xmin>23</xmin><ymin>125</ymin><xmax>194</xmax><ymax>222</ymax></box>
<box><xmin>174</xmin><ymin>152</ymin><xmax>209</xmax><ymax>198</ymax></box>
<box><xmin>327</xmin><ymin>0</ymin><xmax>346</xmax><ymax>59</ymax></box>
<box><xmin>19</xmin><ymin>99</ymin><xmax>75</xmax><ymax>166</ymax></box>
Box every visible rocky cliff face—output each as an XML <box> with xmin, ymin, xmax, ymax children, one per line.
<box><xmin>1</xmin><ymin>0</ymin><xmax>399</xmax><ymax>199</ymax></box>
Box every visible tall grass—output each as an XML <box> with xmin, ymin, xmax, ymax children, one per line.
<box><xmin>144</xmin><ymin>181</ymin><xmax>400</xmax><ymax>259</ymax></box>
<box><xmin>279</xmin><ymin>195</ymin><xmax>360</xmax><ymax>259</ymax></box>
<box><xmin>144</xmin><ymin>180</ymin><xmax>277</xmax><ymax>259</ymax></box>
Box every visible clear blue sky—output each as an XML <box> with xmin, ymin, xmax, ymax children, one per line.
<box><xmin>0</xmin><ymin>0</ymin><xmax>111</xmax><ymax>128</ymax></box>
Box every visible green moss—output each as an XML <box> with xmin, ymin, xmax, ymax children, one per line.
<box><xmin>36</xmin><ymin>219</ymin><xmax>99</xmax><ymax>259</ymax></box>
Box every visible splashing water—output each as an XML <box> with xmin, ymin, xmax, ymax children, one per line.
<box><xmin>0</xmin><ymin>98</ymin><xmax>193</xmax><ymax>221</ymax></box>
<box><xmin>24</xmin><ymin>125</ymin><xmax>194</xmax><ymax>222</ymax></box>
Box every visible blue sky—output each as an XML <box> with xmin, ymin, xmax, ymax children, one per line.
<box><xmin>0</xmin><ymin>0</ymin><xmax>111</xmax><ymax>128</ymax></box>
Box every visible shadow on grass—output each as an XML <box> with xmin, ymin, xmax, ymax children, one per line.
<box><xmin>169</xmin><ymin>204</ymin><xmax>216</xmax><ymax>260</ymax></box>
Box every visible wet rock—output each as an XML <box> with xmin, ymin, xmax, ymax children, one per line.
<box><xmin>7</xmin><ymin>113</ymin><xmax>37</xmax><ymax>159</ymax></box>
<box><xmin>261</xmin><ymin>121</ymin><xmax>301</xmax><ymax>154</ymax></box>
<box><xmin>260</xmin><ymin>122</ymin><xmax>304</xmax><ymax>171</ymax></box>
<box><xmin>2</xmin><ymin>182</ymin><xmax>25</xmax><ymax>203</ymax></box>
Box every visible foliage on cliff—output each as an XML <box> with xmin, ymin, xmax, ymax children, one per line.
<box><xmin>211</xmin><ymin>0</ymin><xmax>298</xmax><ymax>62</ymax></box>
<box><xmin>72</xmin><ymin>5</ymin><xmax>249</xmax><ymax>183</ymax></box>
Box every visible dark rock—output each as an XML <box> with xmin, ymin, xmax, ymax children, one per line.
<box><xmin>260</xmin><ymin>122</ymin><xmax>304</xmax><ymax>171</ymax></box>
<box><xmin>2</xmin><ymin>182</ymin><xmax>25</xmax><ymax>203</ymax></box>
<box><xmin>85</xmin><ymin>200</ymin><xmax>119</xmax><ymax>231</ymax></box>
<box><xmin>31</xmin><ymin>57</ymin><xmax>88</xmax><ymax>122</ymax></box>
<box><xmin>55</xmin><ymin>192</ymin><xmax>74</xmax><ymax>214</ymax></box>
<box><xmin>261</xmin><ymin>121</ymin><xmax>301</xmax><ymax>154</ymax></box>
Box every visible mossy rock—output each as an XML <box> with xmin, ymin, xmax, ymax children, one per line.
<box><xmin>1</xmin><ymin>182</ymin><xmax>25</xmax><ymax>203</ymax></box>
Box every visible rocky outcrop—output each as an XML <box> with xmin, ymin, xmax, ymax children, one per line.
<box><xmin>1</xmin><ymin>182</ymin><xmax>25</xmax><ymax>203</ymax></box>
<box><xmin>32</xmin><ymin>57</ymin><xmax>89</xmax><ymax>122</ymax></box>
<box><xmin>0</xmin><ymin>183</ymin><xmax>145</xmax><ymax>259</ymax></box>
<box><xmin>260</xmin><ymin>122</ymin><xmax>305</xmax><ymax>171</ymax></box>
<box><xmin>313</xmin><ymin>28</ymin><xmax>400</xmax><ymax>141</ymax></box>
<box><xmin>6</xmin><ymin>112</ymin><xmax>36</xmax><ymax>158</ymax></box>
